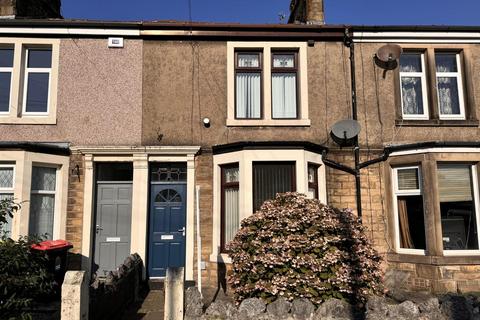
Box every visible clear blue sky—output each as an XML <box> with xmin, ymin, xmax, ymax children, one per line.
<box><xmin>62</xmin><ymin>0</ymin><xmax>480</xmax><ymax>26</ymax></box>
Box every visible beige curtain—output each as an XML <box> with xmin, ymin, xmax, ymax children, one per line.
<box><xmin>398</xmin><ymin>199</ymin><xmax>414</xmax><ymax>249</ymax></box>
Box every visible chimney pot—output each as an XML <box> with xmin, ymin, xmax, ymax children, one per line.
<box><xmin>289</xmin><ymin>0</ymin><xmax>324</xmax><ymax>25</ymax></box>
<box><xmin>0</xmin><ymin>0</ymin><xmax>62</xmax><ymax>19</ymax></box>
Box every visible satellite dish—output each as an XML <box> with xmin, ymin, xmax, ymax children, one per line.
<box><xmin>330</xmin><ymin>119</ymin><xmax>361</xmax><ymax>147</ymax></box>
<box><xmin>375</xmin><ymin>44</ymin><xmax>403</xmax><ymax>70</ymax></box>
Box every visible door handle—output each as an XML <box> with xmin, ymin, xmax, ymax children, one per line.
<box><xmin>96</xmin><ymin>225</ymin><xmax>103</xmax><ymax>233</ymax></box>
<box><xmin>178</xmin><ymin>227</ymin><xmax>185</xmax><ymax>236</ymax></box>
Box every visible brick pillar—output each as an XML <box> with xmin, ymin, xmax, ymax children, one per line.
<box><xmin>306</xmin><ymin>0</ymin><xmax>324</xmax><ymax>24</ymax></box>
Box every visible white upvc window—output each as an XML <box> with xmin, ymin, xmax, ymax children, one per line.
<box><xmin>435</xmin><ymin>52</ymin><xmax>465</xmax><ymax>120</ymax></box>
<box><xmin>399</xmin><ymin>52</ymin><xmax>429</xmax><ymax>120</ymax></box>
<box><xmin>392</xmin><ymin>166</ymin><xmax>427</xmax><ymax>255</ymax></box>
<box><xmin>0</xmin><ymin>47</ymin><xmax>14</xmax><ymax>115</ymax></box>
<box><xmin>0</xmin><ymin>164</ymin><xmax>15</xmax><ymax>235</ymax></box>
<box><xmin>22</xmin><ymin>48</ymin><xmax>52</xmax><ymax>116</ymax></box>
<box><xmin>438</xmin><ymin>164</ymin><xmax>480</xmax><ymax>255</ymax></box>
<box><xmin>29</xmin><ymin>166</ymin><xmax>57</xmax><ymax>239</ymax></box>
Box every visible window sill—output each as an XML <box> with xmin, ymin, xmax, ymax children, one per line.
<box><xmin>226</xmin><ymin>119</ymin><xmax>311</xmax><ymax>127</ymax></box>
<box><xmin>209</xmin><ymin>253</ymin><xmax>232</xmax><ymax>264</ymax></box>
<box><xmin>387</xmin><ymin>252</ymin><xmax>480</xmax><ymax>265</ymax></box>
<box><xmin>395</xmin><ymin>119</ymin><xmax>479</xmax><ymax>127</ymax></box>
<box><xmin>0</xmin><ymin>115</ymin><xmax>57</xmax><ymax>125</ymax></box>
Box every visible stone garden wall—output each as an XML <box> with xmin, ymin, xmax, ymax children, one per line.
<box><xmin>185</xmin><ymin>287</ymin><xmax>480</xmax><ymax>320</ymax></box>
<box><xmin>89</xmin><ymin>254</ymin><xmax>143</xmax><ymax>320</ymax></box>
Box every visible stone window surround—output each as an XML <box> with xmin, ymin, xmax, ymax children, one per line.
<box><xmin>227</xmin><ymin>41</ymin><xmax>310</xmax><ymax>127</ymax></box>
<box><xmin>0</xmin><ymin>38</ymin><xmax>60</xmax><ymax>125</ymax></box>
<box><xmin>0</xmin><ymin>150</ymin><xmax>69</xmax><ymax>240</ymax></box>
<box><xmin>394</xmin><ymin>44</ymin><xmax>478</xmax><ymax>127</ymax></box>
<box><xmin>75</xmin><ymin>146</ymin><xmax>200</xmax><ymax>282</ymax></box>
<box><xmin>211</xmin><ymin>148</ymin><xmax>326</xmax><ymax>264</ymax></box>
<box><xmin>385</xmin><ymin>148</ymin><xmax>480</xmax><ymax>265</ymax></box>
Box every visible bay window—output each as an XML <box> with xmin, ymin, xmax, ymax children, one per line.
<box><xmin>307</xmin><ymin>163</ymin><xmax>319</xmax><ymax>199</ymax></box>
<box><xmin>0</xmin><ymin>164</ymin><xmax>15</xmax><ymax>234</ymax></box>
<box><xmin>29</xmin><ymin>166</ymin><xmax>57</xmax><ymax>238</ymax></box>
<box><xmin>438</xmin><ymin>164</ymin><xmax>479</xmax><ymax>252</ymax></box>
<box><xmin>221</xmin><ymin>164</ymin><xmax>239</xmax><ymax>251</ymax></box>
<box><xmin>393</xmin><ymin>166</ymin><xmax>426</xmax><ymax>253</ymax></box>
<box><xmin>253</xmin><ymin>162</ymin><xmax>295</xmax><ymax>211</ymax></box>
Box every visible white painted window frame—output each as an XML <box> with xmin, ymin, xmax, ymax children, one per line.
<box><xmin>22</xmin><ymin>47</ymin><xmax>52</xmax><ymax>116</ymax></box>
<box><xmin>436</xmin><ymin>53</ymin><xmax>466</xmax><ymax>120</ymax></box>
<box><xmin>442</xmin><ymin>164</ymin><xmax>480</xmax><ymax>256</ymax></box>
<box><xmin>399</xmin><ymin>52</ymin><xmax>429</xmax><ymax>120</ymax></box>
<box><xmin>29</xmin><ymin>165</ymin><xmax>58</xmax><ymax>238</ymax></box>
<box><xmin>0</xmin><ymin>163</ymin><xmax>15</xmax><ymax>195</ymax></box>
<box><xmin>211</xmin><ymin>149</ymin><xmax>326</xmax><ymax>263</ymax></box>
<box><xmin>0</xmin><ymin>47</ymin><xmax>14</xmax><ymax>115</ymax></box>
<box><xmin>392</xmin><ymin>165</ymin><xmax>427</xmax><ymax>255</ymax></box>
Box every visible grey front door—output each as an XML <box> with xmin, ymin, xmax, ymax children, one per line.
<box><xmin>94</xmin><ymin>183</ymin><xmax>132</xmax><ymax>276</ymax></box>
<box><xmin>148</xmin><ymin>184</ymin><xmax>187</xmax><ymax>278</ymax></box>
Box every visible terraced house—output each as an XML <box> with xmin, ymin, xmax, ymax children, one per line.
<box><xmin>2</xmin><ymin>0</ymin><xmax>480</xmax><ymax>295</ymax></box>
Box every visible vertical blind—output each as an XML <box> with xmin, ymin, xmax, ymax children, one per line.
<box><xmin>236</xmin><ymin>73</ymin><xmax>261</xmax><ymax>118</ymax></box>
<box><xmin>253</xmin><ymin>162</ymin><xmax>295</xmax><ymax>211</ymax></box>
<box><xmin>224</xmin><ymin>188</ymin><xmax>239</xmax><ymax>245</ymax></box>
<box><xmin>438</xmin><ymin>164</ymin><xmax>473</xmax><ymax>202</ymax></box>
<box><xmin>29</xmin><ymin>167</ymin><xmax>56</xmax><ymax>238</ymax></box>
<box><xmin>272</xmin><ymin>73</ymin><xmax>297</xmax><ymax>118</ymax></box>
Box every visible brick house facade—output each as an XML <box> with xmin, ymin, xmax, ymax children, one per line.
<box><xmin>1</xmin><ymin>0</ymin><xmax>480</xmax><ymax>296</ymax></box>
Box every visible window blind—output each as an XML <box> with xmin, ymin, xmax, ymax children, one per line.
<box><xmin>438</xmin><ymin>165</ymin><xmax>473</xmax><ymax>202</ymax></box>
<box><xmin>397</xmin><ymin>168</ymin><xmax>419</xmax><ymax>190</ymax></box>
<box><xmin>253</xmin><ymin>162</ymin><xmax>295</xmax><ymax>211</ymax></box>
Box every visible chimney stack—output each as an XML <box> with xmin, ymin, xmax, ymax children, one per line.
<box><xmin>288</xmin><ymin>0</ymin><xmax>324</xmax><ymax>25</ymax></box>
<box><xmin>0</xmin><ymin>0</ymin><xmax>62</xmax><ymax>19</ymax></box>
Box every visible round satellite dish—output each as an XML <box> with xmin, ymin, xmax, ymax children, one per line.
<box><xmin>330</xmin><ymin>119</ymin><xmax>361</xmax><ymax>147</ymax></box>
<box><xmin>375</xmin><ymin>44</ymin><xmax>403</xmax><ymax>70</ymax></box>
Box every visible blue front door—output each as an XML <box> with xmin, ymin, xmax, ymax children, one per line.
<box><xmin>148</xmin><ymin>184</ymin><xmax>187</xmax><ymax>278</ymax></box>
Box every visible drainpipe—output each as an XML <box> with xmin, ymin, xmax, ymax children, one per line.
<box><xmin>345</xmin><ymin>28</ymin><xmax>363</xmax><ymax>220</ymax></box>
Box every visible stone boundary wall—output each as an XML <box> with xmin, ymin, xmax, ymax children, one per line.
<box><xmin>89</xmin><ymin>254</ymin><xmax>143</xmax><ymax>320</ymax></box>
<box><xmin>184</xmin><ymin>287</ymin><xmax>480</xmax><ymax>320</ymax></box>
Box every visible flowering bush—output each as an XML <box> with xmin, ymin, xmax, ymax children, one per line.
<box><xmin>227</xmin><ymin>192</ymin><xmax>383</xmax><ymax>306</ymax></box>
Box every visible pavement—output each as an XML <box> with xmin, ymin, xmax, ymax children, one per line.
<box><xmin>121</xmin><ymin>289</ymin><xmax>165</xmax><ymax>320</ymax></box>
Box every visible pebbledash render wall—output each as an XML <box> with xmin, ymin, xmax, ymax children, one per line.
<box><xmin>0</xmin><ymin>37</ymin><xmax>143</xmax><ymax>268</ymax></box>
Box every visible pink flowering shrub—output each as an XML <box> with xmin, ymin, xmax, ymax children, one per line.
<box><xmin>227</xmin><ymin>192</ymin><xmax>383</xmax><ymax>306</ymax></box>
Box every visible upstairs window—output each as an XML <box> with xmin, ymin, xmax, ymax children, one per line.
<box><xmin>399</xmin><ymin>52</ymin><xmax>428</xmax><ymax>120</ymax></box>
<box><xmin>23</xmin><ymin>48</ymin><xmax>52</xmax><ymax>115</ymax></box>
<box><xmin>235</xmin><ymin>52</ymin><xmax>262</xmax><ymax>119</ymax></box>
<box><xmin>435</xmin><ymin>53</ymin><xmax>465</xmax><ymax>119</ymax></box>
<box><xmin>0</xmin><ymin>48</ymin><xmax>14</xmax><ymax>114</ymax></box>
<box><xmin>271</xmin><ymin>52</ymin><xmax>298</xmax><ymax>119</ymax></box>
<box><xmin>398</xmin><ymin>49</ymin><xmax>468</xmax><ymax>122</ymax></box>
